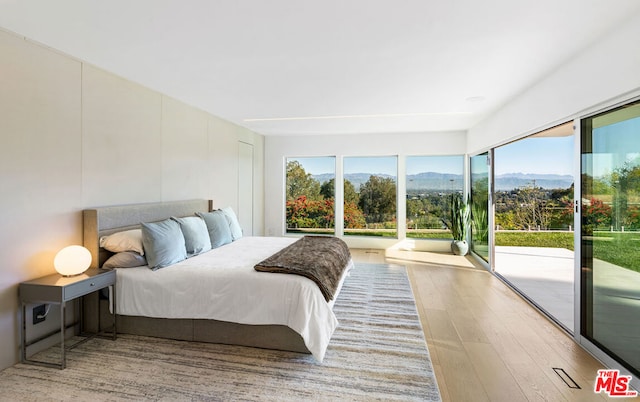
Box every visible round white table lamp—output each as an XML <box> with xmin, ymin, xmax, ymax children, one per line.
<box><xmin>54</xmin><ymin>245</ymin><xmax>92</xmax><ymax>276</ymax></box>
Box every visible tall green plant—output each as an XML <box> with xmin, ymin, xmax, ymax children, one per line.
<box><xmin>472</xmin><ymin>202</ymin><xmax>488</xmax><ymax>242</ymax></box>
<box><xmin>450</xmin><ymin>194</ymin><xmax>470</xmax><ymax>241</ymax></box>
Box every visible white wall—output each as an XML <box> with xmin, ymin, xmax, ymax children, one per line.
<box><xmin>264</xmin><ymin>131</ymin><xmax>467</xmax><ymax>249</ymax></box>
<box><xmin>468</xmin><ymin>13</ymin><xmax>640</xmax><ymax>154</ymax></box>
<box><xmin>0</xmin><ymin>29</ymin><xmax>263</xmax><ymax>371</ymax></box>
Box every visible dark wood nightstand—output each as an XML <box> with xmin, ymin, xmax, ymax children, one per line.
<box><xmin>19</xmin><ymin>268</ymin><xmax>116</xmax><ymax>369</ymax></box>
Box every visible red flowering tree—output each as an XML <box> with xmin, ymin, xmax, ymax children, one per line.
<box><xmin>286</xmin><ymin>196</ymin><xmax>328</xmax><ymax>229</ymax></box>
<box><xmin>344</xmin><ymin>201</ymin><xmax>366</xmax><ymax>229</ymax></box>
<box><xmin>286</xmin><ymin>196</ymin><xmax>366</xmax><ymax>230</ymax></box>
<box><xmin>582</xmin><ymin>197</ymin><xmax>612</xmax><ymax>234</ymax></box>
<box><xmin>625</xmin><ymin>205</ymin><xmax>640</xmax><ymax>229</ymax></box>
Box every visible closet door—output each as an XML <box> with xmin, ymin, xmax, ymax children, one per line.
<box><xmin>238</xmin><ymin>141</ymin><xmax>254</xmax><ymax>236</ymax></box>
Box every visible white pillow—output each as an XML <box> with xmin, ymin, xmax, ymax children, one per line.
<box><xmin>99</xmin><ymin>229</ymin><xmax>144</xmax><ymax>256</ymax></box>
<box><xmin>221</xmin><ymin>206</ymin><xmax>243</xmax><ymax>240</ymax></box>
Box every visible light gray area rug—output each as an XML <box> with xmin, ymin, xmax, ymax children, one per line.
<box><xmin>0</xmin><ymin>263</ymin><xmax>440</xmax><ymax>401</ymax></box>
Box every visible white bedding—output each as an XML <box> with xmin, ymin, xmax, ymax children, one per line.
<box><xmin>115</xmin><ymin>236</ymin><xmax>352</xmax><ymax>361</ymax></box>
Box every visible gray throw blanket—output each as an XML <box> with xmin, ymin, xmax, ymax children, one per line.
<box><xmin>254</xmin><ymin>236</ymin><xmax>351</xmax><ymax>302</ymax></box>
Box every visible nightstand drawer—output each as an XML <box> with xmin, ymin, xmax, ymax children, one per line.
<box><xmin>64</xmin><ymin>271</ymin><xmax>114</xmax><ymax>301</ymax></box>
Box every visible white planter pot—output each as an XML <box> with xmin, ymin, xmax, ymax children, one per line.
<box><xmin>451</xmin><ymin>240</ymin><xmax>469</xmax><ymax>256</ymax></box>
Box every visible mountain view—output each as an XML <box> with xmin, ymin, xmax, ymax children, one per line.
<box><xmin>493</xmin><ymin>173</ymin><xmax>573</xmax><ymax>191</ymax></box>
<box><xmin>313</xmin><ymin>172</ymin><xmax>573</xmax><ymax>191</ymax></box>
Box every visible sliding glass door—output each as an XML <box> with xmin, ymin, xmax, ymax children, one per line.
<box><xmin>581</xmin><ymin>100</ymin><xmax>640</xmax><ymax>376</ymax></box>
<box><xmin>494</xmin><ymin>122</ymin><xmax>575</xmax><ymax>332</ymax></box>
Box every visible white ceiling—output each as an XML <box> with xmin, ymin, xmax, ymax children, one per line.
<box><xmin>1</xmin><ymin>0</ymin><xmax>639</xmax><ymax>136</ymax></box>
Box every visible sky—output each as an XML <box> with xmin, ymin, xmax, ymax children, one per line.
<box><xmin>288</xmin><ymin>155</ymin><xmax>464</xmax><ymax>176</ymax></box>
<box><xmin>343</xmin><ymin>156</ymin><xmax>398</xmax><ymax>175</ymax></box>
<box><xmin>288</xmin><ymin>111</ymin><xmax>640</xmax><ymax>182</ymax></box>
<box><xmin>493</xmin><ymin>117</ymin><xmax>639</xmax><ymax>177</ymax></box>
<box><xmin>289</xmin><ymin>137</ymin><xmax>574</xmax><ymax>177</ymax></box>
<box><xmin>406</xmin><ymin>155</ymin><xmax>464</xmax><ymax>175</ymax></box>
<box><xmin>588</xmin><ymin>117</ymin><xmax>640</xmax><ymax>177</ymax></box>
<box><xmin>288</xmin><ymin>157</ymin><xmax>336</xmax><ymax>175</ymax></box>
<box><xmin>494</xmin><ymin>135</ymin><xmax>574</xmax><ymax>176</ymax></box>
<box><xmin>289</xmin><ymin>127</ymin><xmax>640</xmax><ymax>179</ymax></box>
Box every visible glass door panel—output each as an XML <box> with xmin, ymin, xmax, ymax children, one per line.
<box><xmin>494</xmin><ymin>122</ymin><xmax>575</xmax><ymax>332</ymax></box>
<box><xmin>581</xmin><ymin>100</ymin><xmax>640</xmax><ymax>376</ymax></box>
<box><xmin>471</xmin><ymin>153</ymin><xmax>489</xmax><ymax>261</ymax></box>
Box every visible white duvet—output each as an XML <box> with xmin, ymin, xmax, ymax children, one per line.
<box><xmin>115</xmin><ymin>236</ymin><xmax>351</xmax><ymax>361</ymax></box>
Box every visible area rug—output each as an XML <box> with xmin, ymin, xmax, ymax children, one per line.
<box><xmin>0</xmin><ymin>263</ymin><xmax>440</xmax><ymax>401</ymax></box>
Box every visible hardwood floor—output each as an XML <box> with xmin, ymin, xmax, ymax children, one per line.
<box><xmin>349</xmin><ymin>248</ymin><xmax>616</xmax><ymax>402</ymax></box>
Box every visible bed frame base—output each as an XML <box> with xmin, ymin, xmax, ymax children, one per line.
<box><xmin>90</xmin><ymin>300</ymin><xmax>310</xmax><ymax>354</ymax></box>
<box><xmin>83</xmin><ymin>286</ymin><xmax>311</xmax><ymax>354</ymax></box>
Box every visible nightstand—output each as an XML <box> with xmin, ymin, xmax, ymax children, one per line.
<box><xmin>19</xmin><ymin>268</ymin><xmax>116</xmax><ymax>369</ymax></box>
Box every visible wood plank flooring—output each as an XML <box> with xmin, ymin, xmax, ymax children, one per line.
<box><xmin>349</xmin><ymin>248</ymin><xmax>616</xmax><ymax>402</ymax></box>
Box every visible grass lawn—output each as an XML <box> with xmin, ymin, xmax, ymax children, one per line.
<box><xmin>589</xmin><ymin>232</ymin><xmax>640</xmax><ymax>273</ymax></box>
<box><xmin>406</xmin><ymin>231</ymin><xmax>453</xmax><ymax>240</ymax></box>
<box><xmin>496</xmin><ymin>231</ymin><xmax>574</xmax><ymax>250</ymax></box>
<box><xmin>343</xmin><ymin>230</ymin><xmax>397</xmax><ymax>237</ymax></box>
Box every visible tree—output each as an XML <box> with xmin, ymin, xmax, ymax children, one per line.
<box><xmin>286</xmin><ymin>161</ymin><xmax>321</xmax><ymax>201</ymax></box>
<box><xmin>513</xmin><ymin>185</ymin><xmax>552</xmax><ymax>230</ymax></box>
<box><xmin>406</xmin><ymin>199</ymin><xmax>424</xmax><ymax>223</ymax></box>
<box><xmin>286</xmin><ymin>196</ymin><xmax>366</xmax><ymax>230</ymax></box>
<box><xmin>582</xmin><ymin>197</ymin><xmax>612</xmax><ymax>234</ymax></box>
<box><xmin>358</xmin><ymin>175</ymin><xmax>396</xmax><ymax>224</ymax></box>
<box><xmin>610</xmin><ymin>163</ymin><xmax>640</xmax><ymax>229</ymax></box>
<box><xmin>495</xmin><ymin>210</ymin><xmax>517</xmax><ymax>230</ymax></box>
<box><xmin>319</xmin><ymin>178</ymin><xmax>359</xmax><ymax>205</ymax></box>
<box><xmin>319</xmin><ymin>179</ymin><xmax>334</xmax><ymax>200</ymax></box>
<box><xmin>406</xmin><ymin>197</ymin><xmax>441</xmax><ymax>230</ymax></box>
<box><xmin>286</xmin><ymin>195</ymin><xmax>333</xmax><ymax>229</ymax></box>
<box><xmin>344</xmin><ymin>179</ymin><xmax>359</xmax><ymax>205</ymax></box>
<box><xmin>548</xmin><ymin>184</ymin><xmax>574</xmax><ymax>229</ymax></box>
<box><xmin>344</xmin><ymin>201</ymin><xmax>366</xmax><ymax>229</ymax></box>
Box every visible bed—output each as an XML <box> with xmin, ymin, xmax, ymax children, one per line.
<box><xmin>82</xmin><ymin>199</ymin><xmax>352</xmax><ymax>361</ymax></box>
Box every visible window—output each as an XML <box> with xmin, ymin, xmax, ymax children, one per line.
<box><xmin>343</xmin><ymin>156</ymin><xmax>397</xmax><ymax>237</ymax></box>
<box><xmin>285</xmin><ymin>157</ymin><xmax>335</xmax><ymax>234</ymax></box>
<box><xmin>406</xmin><ymin>155</ymin><xmax>464</xmax><ymax>239</ymax></box>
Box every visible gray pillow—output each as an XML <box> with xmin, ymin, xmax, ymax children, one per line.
<box><xmin>196</xmin><ymin>210</ymin><xmax>233</xmax><ymax>248</ymax></box>
<box><xmin>141</xmin><ymin>219</ymin><xmax>187</xmax><ymax>270</ymax></box>
<box><xmin>102</xmin><ymin>251</ymin><xmax>147</xmax><ymax>269</ymax></box>
<box><xmin>171</xmin><ymin>216</ymin><xmax>212</xmax><ymax>257</ymax></box>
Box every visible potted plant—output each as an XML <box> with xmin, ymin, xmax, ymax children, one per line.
<box><xmin>449</xmin><ymin>193</ymin><xmax>470</xmax><ymax>255</ymax></box>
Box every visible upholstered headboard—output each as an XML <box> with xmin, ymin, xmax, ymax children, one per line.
<box><xmin>83</xmin><ymin>199</ymin><xmax>213</xmax><ymax>268</ymax></box>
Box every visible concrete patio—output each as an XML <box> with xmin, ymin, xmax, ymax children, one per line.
<box><xmin>495</xmin><ymin>246</ymin><xmax>575</xmax><ymax>331</ymax></box>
